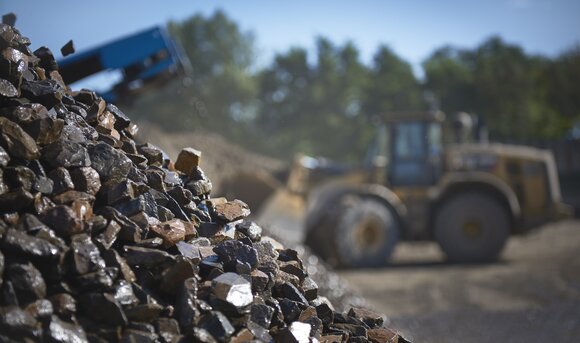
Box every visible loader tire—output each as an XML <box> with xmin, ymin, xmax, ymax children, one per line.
<box><xmin>306</xmin><ymin>196</ymin><xmax>400</xmax><ymax>268</ymax></box>
<box><xmin>435</xmin><ymin>192</ymin><xmax>509</xmax><ymax>263</ymax></box>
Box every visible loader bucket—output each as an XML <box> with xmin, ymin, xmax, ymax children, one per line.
<box><xmin>255</xmin><ymin>189</ymin><xmax>308</xmax><ymax>244</ymax></box>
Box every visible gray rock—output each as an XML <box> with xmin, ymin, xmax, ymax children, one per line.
<box><xmin>42</xmin><ymin>140</ymin><xmax>90</xmax><ymax>169</ymax></box>
<box><xmin>6</xmin><ymin>262</ymin><xmax>46</xmax><ymax>305</ymax></box>
<box><xmin>78</xmin><ymin>292</ymin><xmax>127</xmax><ymax>326</ymax></box>
<box><xmin>46</xmin><ymin>315</ymin><xmax>89</xmax><ymax>343</ymax></box>
<box><xmin>88</xmin><ymin>143</ymin><xmax>132</xmax><ymax>184</ymax></box>
<box><xmin>211</xmin><ymin>272</ymin><xmax>253</xmax><ymax>310</ymax></box>
<box><xmin>70</xmin><ymin>234</ymin><xmax>106</xmax><ymax>275</ymax></box>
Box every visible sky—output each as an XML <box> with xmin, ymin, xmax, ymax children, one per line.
<box><xmin>2</xmin><ymin>0</ymin><xmax>579</xmax><ymax>87</ymax></box>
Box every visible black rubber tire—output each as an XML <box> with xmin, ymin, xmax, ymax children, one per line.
<box><xmin>309</xmin><ymin>196</ymin><xmax>400</xmax><ymax>268</ymax></box>
<box><xmin>434</xmin><ymin>192</ymin><xmax>510</xmax><ymax>263</ymax></box>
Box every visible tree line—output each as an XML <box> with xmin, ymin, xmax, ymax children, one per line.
<box><xmin>125</xmin><ymin>10</ymin><xmax>580</xmax><ymax>162</ymax></box>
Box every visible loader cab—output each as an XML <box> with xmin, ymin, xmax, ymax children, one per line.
<box><xmin>379</xmin><ymin>112</ymin><xmax>444</xmax><ymax>187</ymax></box>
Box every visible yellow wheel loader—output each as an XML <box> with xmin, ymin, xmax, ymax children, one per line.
<box><xmin>221</xmin><ymin>112</ymin><xmax>572</xmax><ymax>267</ymax></box>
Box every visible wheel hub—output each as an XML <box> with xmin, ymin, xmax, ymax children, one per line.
<box><xmin>462</xmin><ymin>220</ymin><xmax>483</xmax><ymax>238</ymax></box>
<box><xmin>354</xmin><ymin>218</ymin><xmax>385</xmax><ymax>251</ymax></box>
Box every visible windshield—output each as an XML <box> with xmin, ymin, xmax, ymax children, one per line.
<box><xmin>394</xmin><ymin>122</ymin><xmax>425</xmax><ymax>159</ymax></box>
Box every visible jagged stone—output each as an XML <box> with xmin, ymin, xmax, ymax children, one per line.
<box><xmin>213</xmin><ymin>199</ymin><xmax>251</xmax><ymax>223</ymax></box>
<box><xmin>78</xmin><ymin>292</ymin><xmax>127</xmax><ymax>326</ymax></box>
<box><xmin>6</xmin><ymin>262</ymin><xmax>46</xmax><ymax>305</ymax></box>
<box><xmin>0</xmin><ymin>117</ymin><xmax>39</xmax><ymax>160</ymax></box>
<box><xmin>42</xmin><ymin>140</ymin><xmax>90</xmax><ymax>169</ymax></box>
<box><xmin>211</xmin><ymin>272</ymin><xmax>253</xmax><ymax>311</ymax></box>
<box><xmin>24</xmin><ymin>299</ymin><xmax>53</xmax><ymax>320</ymax></box>
<box><xmin>87</xmin><ymin>142</ymin><xmax>132</xmax><ymax>184</ymax></box>
<box><xmin>69</xmin><ymin>167</ymin><xmax>101</xmax><ymax>195</ymax></box>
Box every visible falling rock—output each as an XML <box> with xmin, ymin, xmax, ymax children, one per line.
<box><xmin>0</xmin><ymin>117</ymin><xmax>40</xmax><ymax>160</ymax></box>
<box><xmin>2</xmin><ymin>12</ymin><xmax>16</xmax><ymax>26</ymax></box>
<box><xmin>60</xmin><ymin>40</ymin><xmax>75</xmax><ymax>57</ymax></box>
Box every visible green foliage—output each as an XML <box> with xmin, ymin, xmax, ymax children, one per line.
<box><xmin>254</xmin><ymin>38</ymin><xmax>424</xmax><ymax>161</ymax></box>
<box><xmin>423</xmin><ymin>37</ymin><xmax>579</xmax><ymax>139</ymax></box>
<box><xmin>127</xmin><ymin>10</ymin><xmax>258</xmax><ymax>141</ymax></box>
<box><xmin>126</xmin><ymin>10</ymin><xmax>579</xmax><ymax>164</ymax></box>
<box><xmin>363</xmin><ymin>45</ymin><xmax>425</xmax><ymax>117</ymax></box>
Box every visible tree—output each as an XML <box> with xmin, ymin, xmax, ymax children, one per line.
<box><xmin>255</xmin><ymin>38</ymin><xmax>373</xmax><ymax>161</ymax></box>
<box><xmin>363</xmin><ymin>45</ymin><xmax>425</xmax><ymax>118</ymax></box>
<box><xmin>126</xmin><ymin>10</ymin><xmax>258</xmax><ymax>140</ymax></box>
<box><xmin>423</xmin><ymin>36</ymin><xmax>572</xmax><ymax>140</ymax></box>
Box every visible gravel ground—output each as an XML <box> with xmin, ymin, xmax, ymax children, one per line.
<box><xmin>140</xmin><ymin>125</ymin><xmax>579</xmax><ymax>341</ymax></box>
<box><xmin>338</xmin><ymin>220</ymin><xmax>580</xmax><ymax>343</ymax></box>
